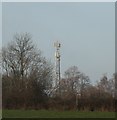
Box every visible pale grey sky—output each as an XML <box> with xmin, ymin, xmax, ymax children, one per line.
<box><xmin>1</xmin><ymin>0</ymin><xmax>116</xmax><ymax>2</ymax></box>
<box><xmin>2</xmin><ymin>2</ymin><xmax>115</xmax><ymax>84</ymax></box>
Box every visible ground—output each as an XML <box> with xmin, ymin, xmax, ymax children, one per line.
<box><xmin>2</xmin><ymin>109</ymin><xmax>115</xmax><ymax>118</ymax></box>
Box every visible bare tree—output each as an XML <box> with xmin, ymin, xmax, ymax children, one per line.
<box><xmin>64</xmin><ymin>66</ymin><xmax>80</xmax><ymax>92</ymax></box>
<box><xmin>64</xmin><ymin>66</ymin><xmax>90</xmax><ymax>96</ymax></box>
<box><xmin>2</xmin><ymin>33</ymin><xmax>53</xmax><ymax>109</ymax></box>
<box><xmin>97</xmin><ymin>74</ymin><xmax>115</xmax><ymax>97</ymax></box>
<box><xmin>57</xmin><ymin>66</ymin><xmax>90</xmax><ymax>110</ymax></box>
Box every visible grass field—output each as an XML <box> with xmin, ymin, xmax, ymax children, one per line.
<box><xmin>0</xmin><ymin>110</ymin><xmax>1</xmax><ymax>119</ymax></box>
<box><xmin>2</xmin><ymin>110</ymin><xmax>115</xmax><ymax>118</ymax></box>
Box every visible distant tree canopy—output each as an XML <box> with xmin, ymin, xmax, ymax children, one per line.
<box><xmin>2</xmin><ymin>33</ymin><xmax>53</xmax><ymax>109</ymax></box>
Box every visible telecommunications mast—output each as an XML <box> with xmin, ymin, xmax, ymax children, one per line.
<box><xmin>54</xmin><ymin>41</ymin><xmax>61</xmax><ymax>87</ymax></box>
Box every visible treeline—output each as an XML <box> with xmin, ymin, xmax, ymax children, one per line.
<box><xmin>2</xmin><ymin>33</ymin><xmax>116</xmax><ymax>111</ymax></box>
<box><xmin>48</xmin><ymin>66</ymin><xmax>115</xmax><ymax>111</ymax></box>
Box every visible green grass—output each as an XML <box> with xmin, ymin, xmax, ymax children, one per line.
<box><xmin>2</xmin><ymin>109</ymin><xmax>115</xmax><ymax>118</ymax></box>
<box><xmin>0</xmin><ymin>110</ymin><xmax>1</xmax><ymax>119</ymax></box>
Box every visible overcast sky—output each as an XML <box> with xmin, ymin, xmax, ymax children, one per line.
<box><xmin>2</xmin><ymin>2</ymin><xmax>115</xmax><ymax>84</ymax></box>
